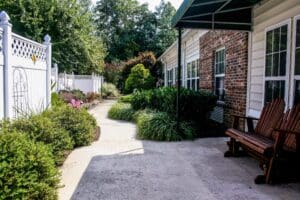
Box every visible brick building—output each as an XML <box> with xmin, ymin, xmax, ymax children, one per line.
<box><xmin>159</xmin><ymin>30</ymin><xmax>249</xmax><ymax>127</ymax></box>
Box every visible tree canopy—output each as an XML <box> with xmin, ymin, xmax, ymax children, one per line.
<box><xmin>94</xmin><ymin>0</ymin><xmax>177</xmax><ymax>63</ymax></box>
<box><xmin>0</xmin><ymin>0</ymin><xmax>106</xmax><ymax>74</ymax></box>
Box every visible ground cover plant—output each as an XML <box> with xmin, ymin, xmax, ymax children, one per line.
<box><xmin>108</xmin><ymin>103</ymin><xmax>135</xmax><ymax>121</ymax></box>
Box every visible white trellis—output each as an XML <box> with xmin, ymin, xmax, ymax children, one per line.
<box><xmin>0</xmin><ymin>11</ymin><xmax>52</xmax><ymax>119</ymax></box>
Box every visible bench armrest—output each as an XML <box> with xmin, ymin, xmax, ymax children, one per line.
<box><xmin>231</xmin><ymin>114</ymin><xmax>259</xmax><ymax>121</ymax></box>
<box><xmin>231</xmin><ymin>114</ymin><xmax>259</xmax><ymax>132</ymax></box>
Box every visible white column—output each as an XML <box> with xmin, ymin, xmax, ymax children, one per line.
<box><xmin>0</xmin><ymin>11</ymin><xmax>13</xmax><ymax>118</ymax></box>
<box><xmin>44</xmin><ymin>34</ymin><xmax>52</xmax><ymax>107</ymax></box>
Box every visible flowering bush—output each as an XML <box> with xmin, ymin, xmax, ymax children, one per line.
<box><xmin>69</xmin><ymin>99</ymin><xmax>83</xmax><ymax>109</ymax></box>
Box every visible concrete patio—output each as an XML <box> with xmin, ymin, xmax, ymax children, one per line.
<box><xmin>59</xmin><ymin>100</ymin><xmax>300</xmax><ymax>200</ymax></box>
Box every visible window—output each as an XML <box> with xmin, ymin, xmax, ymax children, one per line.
<box><xmin>294</xmin><ymin>19</ymin><xmax>300</xmax><ymax>105</ymax></box>
<box><xmin>215</xmin><ymin>48</ymin><xmax>225</xmax><ymax>101</ymax></box>
<box><xmin>265</xmin><ymin>24</ymin><xmax>289</xmax><ymax>104</ymax></box>
<box><xmin>186</xmin><ymin>59</ymin><xmax>200</xmax><ymax>91</ymax></box>
<box><xmin>167</xmin><ymin>69</ymin><xmax>173</xmax><ymax>87</ymax></box>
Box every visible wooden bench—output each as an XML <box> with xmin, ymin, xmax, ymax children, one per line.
<box><xmin>224</xmin><ymin>99</ymin><xmax>296</xmax><ymax>184</ymax></box>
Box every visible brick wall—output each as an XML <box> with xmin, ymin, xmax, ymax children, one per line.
<box><xmin>199</xmin><ymin>30</ymin><xmax>248</xmax><ymax>128</ymax></box>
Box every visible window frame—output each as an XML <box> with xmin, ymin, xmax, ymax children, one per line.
<box><xmin>290</xmin><ymin>15</ymin><xmax>300</xmax><ymax>106</ymax></box>
<box><xmin>214</xmin><ymin>47</ymin><xmax>226</xmax><ymax>102</ymax></box>
<box><xmin>263</xmin><ymin>19</ymin><xmax>291</xmax><ymax>107</ymax></box>
<box><xmin>186</xmin><ymin>59</ymin><xmax>200</xmax><ymax>91</ymax></box>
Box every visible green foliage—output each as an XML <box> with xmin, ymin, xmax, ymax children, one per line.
<box><xmin>153</xmin><ymin>0</ymin><xmax>177</xmax><ymax>56</ymax></box>
<box><xmin>118</xmin><ymin>95</ymin><xmax>133</xmax><ymax>103</ymax></box>
<box><xmin>71</xmin><ymin>89</ymin><xmax>86</xmax><ymax>101</ymax></box>
<box><xmin>136</xmin><ymin>111</ymin><xmax>195</xmax><ymax>141</ymax></box>
<box><xmin>131</xmin><ymin>87</ymin><xmax>217</xmax><ymax>127</ymax></box>
<box><xmin>120</xmin><ymin>52</ymin><xmax>162</xmax><ymax>91</ymax></box>
<box><xmin>43</xmin><ymin>106</ymin><xmax>97</xmax><ymax>147</ymax></box>
<box><xmin>7</xmin><ymin>115</ymin><xmax>73</xmax><ymax>166</ymax></box>
<box><xmin>0</xmin><ymin>132</ymin><xmax>59</xmax><ymax>200</ymax></box>
<box><xmin>101</xmin><ymin>83</ymin><xmax>120</xmax><ymax>98</ymax></box>
<box><xmin>108</xmin><ymin>103</ymin><xmax>135</xmax><ymax>121</ymax></box>
<box><xmin>94</xmin><ymin>0</ymin><xmax>176</xmax><ymax>62</ymax></box>
<box><xmin>103</xmin><ymin>63</ymin><xmax>122</xmax><ymax>85</ymax></box>
<box><xmin>125</xmin><ymin>64</ymin><xmax>155</xmax><ymax>94</ymax></box>
<box><xmin>0</xmin><ymin>0</ymin><xmax>106</xmax><ymax>74</ymax></box>
<box><xmin>51</xmin><ymin>92</ymin><xmax>65</xmax><ymax>107</ymax></box>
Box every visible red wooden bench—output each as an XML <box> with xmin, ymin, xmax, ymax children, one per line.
<box><xmin>224</xmin><ymin>99</ymin><xmax>300</xmax><ymax>183</ymax></box>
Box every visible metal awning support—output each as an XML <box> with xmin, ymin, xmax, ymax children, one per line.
<box><xmin>176</xmin><ymin>28</ymin><xmax>182</xmax><ymax>131</ymax></box>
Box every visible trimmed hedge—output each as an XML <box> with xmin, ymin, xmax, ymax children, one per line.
<box><xmin>43</xmin><ymin>106</ymin><xmax>97</xmax><ymax>147</ymax></box>
<box><xmin>131</xmin><ymin>87</ymin><xmax>217</xmax><ymax>127</ymax></box>
<box><xmin>8</xmin><ymin>115</ymin><xmax>73</xmax><ymax>166</ymax></box>
<box><xmin>108</xmin><ymin>103</ymin><xmax>135</xmax><ymax>121</ymax></box>
<box><xmin>136</xmin><ymin>111</ymin><xmax>196</xmax><ymax>141</ymax></box>
<box><xmin>0</xmin><ymin>132</ymin><xmax>59</xmax><ymax>200</ymax></box>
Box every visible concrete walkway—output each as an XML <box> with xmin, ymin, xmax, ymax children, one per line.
<box><xmin>59</xmin><ymin>100</ymin><xmax>300</xmax><ymax>200</ymax></box>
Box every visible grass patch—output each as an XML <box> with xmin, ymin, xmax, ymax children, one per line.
<box><xmin>118</xmin><ymin>94</ymin><xmax>133</xmax><ymax>103</ymax></box>
<box><xmin>108</xmin><ymin>103</ymin><xmax>135</xmax><ymax>121</ymax></box>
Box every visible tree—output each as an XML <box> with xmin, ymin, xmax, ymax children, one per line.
<box><xmin>0</xmin><ymin>0</ymin><xmax>106</xmax><ymax>74</ymax></box>
<box><xmin>153</xmin><ymin>0</ymin><xmax>177</xmax><ymax>57</ymax></box>
<box><xmin>125</xmin><ymin>64</ymin><xmax>155</xmax><ymax>94</ymax></box>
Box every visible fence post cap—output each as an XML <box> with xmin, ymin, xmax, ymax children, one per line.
<box><xmin>0</xmin><ymin>11</ymin><xmax>10</xmax><ymax>23</ymax></box>
<box><xmin>44</xmin><ymin>34</ymin><xmax>51</xmax><ymax>44</ymax></box>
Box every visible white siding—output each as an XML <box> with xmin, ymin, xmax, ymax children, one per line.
<box><xmin>160</xmin><ymin>29</ymin><xmax>207</xmax><ymax>87</ymax></box>
<box><xmin>248</xmin><ymin>0</ymin><xmax>300</xmax><ymax>117</ymax></box>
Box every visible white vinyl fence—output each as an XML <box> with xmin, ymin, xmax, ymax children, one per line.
<box><xmin>51</xmin><ymin>67</ymin><xmax>103</xmax><ymax>94</ymax></box>
<box><xmin>0</xmin><ymin>11</ymin><xmax>52</xmax><ymax>119</ymax></box>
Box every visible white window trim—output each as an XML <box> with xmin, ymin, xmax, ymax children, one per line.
<box><xmin>186</xmin><ymin>59</ymin><xmax>200</xmax><ymax>91</ymax></box>
<box><xmin>215</xmin><ymin>47</ymin><xmax>226</xmax><ymax>102</ymax></box>
<box><xmin>262</xmin><ymin>19</ymin><xmax>292</xmax><ymax>109</ymax></box>
<box><xmin>290</xmin><ymin>15</ymin><xmax>300</xmax><ymax>107</ymax></box>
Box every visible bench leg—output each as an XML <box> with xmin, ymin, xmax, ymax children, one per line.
<box><xmin>224</xmin><ymin>138</ymin><xmax>240</xmax><ymax>157</ymax></box>
<box><xmin>255</xmin><ymin>158</ymin><xmax>276</xmax><ymax>184</ymax></box>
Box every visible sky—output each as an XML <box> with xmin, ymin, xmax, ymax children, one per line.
<box><xmin>92</xmin><ymin>0</ymin><xmax>183</xmax><ymax>11</ymax></box>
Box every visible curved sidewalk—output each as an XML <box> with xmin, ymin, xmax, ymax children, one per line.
<box><xmin>59</xmin><ymin>100</ymin><xmax>300</xmax><ymax>200</ymax></box>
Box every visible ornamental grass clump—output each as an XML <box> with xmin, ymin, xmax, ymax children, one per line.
<box><xmin>43</xmin><ymin>105</ymin><xmax>97</xmax><ymax>147</ymax></box>
<box><xmin>108</xmin><ymin>103</ymin><xmax>135</xmax><ymax>121</ymax></box>
<box><xmin>136</xmin><ymin>111</ymin><xmax>196</xmax><ymax>141</ymax></box>
<box><xmin>7</xmin><ymin>115</ymin><xmax>73</xmax><ymax>166</ymax></box>
<box><xmin>0</xmin><ymin>132</ymin><xmax>59</xmax><ymax>200</ymax></box>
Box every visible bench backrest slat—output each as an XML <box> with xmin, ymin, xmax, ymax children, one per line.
<box><xmin>255</xmin><ymin>99</ymin><xmax>285</xmax><ymax>138</ymax></box>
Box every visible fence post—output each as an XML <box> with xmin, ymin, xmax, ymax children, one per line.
<box><xmin>0</xmin><ymin>11</ymin><xmax>13</xmax><ymax>118</ymax></box>
<box><xmin>44</xmin><ymin>34</ymin><xmax>52</xmax><ymax>107</ymax></box>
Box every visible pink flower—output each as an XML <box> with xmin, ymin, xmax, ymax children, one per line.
<box><xmin>69</xmin><ymin>99</ymin><xmax>82</xmax><ymax>109</ymax></box>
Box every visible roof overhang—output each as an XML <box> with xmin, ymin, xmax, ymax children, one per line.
<box><xmin>172</xmin><ymin>0</ymin><xmax>262</xmax><ymax>31</ymax></box>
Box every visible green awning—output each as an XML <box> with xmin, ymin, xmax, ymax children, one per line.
<box><xmin>172</xmin><ymin>0</ymin><xmax>262</xmax><ymax>31</ymax></box>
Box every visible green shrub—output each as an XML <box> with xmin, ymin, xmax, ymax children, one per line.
<box><xmin>0</xmin><ymin>132</ymin><xmax>59</xmax><ymax>200</ymax></box>
<box><xmin>71</xmin><ymin>89</ymin><xmax>86</xmax><ymax>101</ymax></box>
<box><xmin>43</xmin><ymin>106</ymin><xmax>97</xmax><ymax>147</ymax></box>
<box><xmin>108</xmin><ymin>103</ymin><xmax>135</xmax><ymax>121</ymax></box>
<box><xmin>124</xmin><ymin>64</ymin><xmax>155</xmax><ymax>94</ymax></box>
<box><xmin>51</xmin><ymin>92</ymin><xmax>66</xmax><ymax>107</ymax></box>
<box><xmin>8</xmin><ymin>115</ymin><xmax>73</xmax><ymax>165</ymax></box>
<box><xmin>118</xmin><ymin>94</ymin><xmax>133</xmax><ymax>103</ymax></box>
<box><xmin>136</xmin><ymin>111</ymin><xmax>195</xmax><ymax>141</ymax></box>
<box><xmin>101</xmin><ymin>83</ymin><xmax>120</xmax><ymax>98</ymax></box>
<box><xmin>131</xmin><ymin>87</ymin><xmax>217</xmax><ymax>128</ymax></box>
